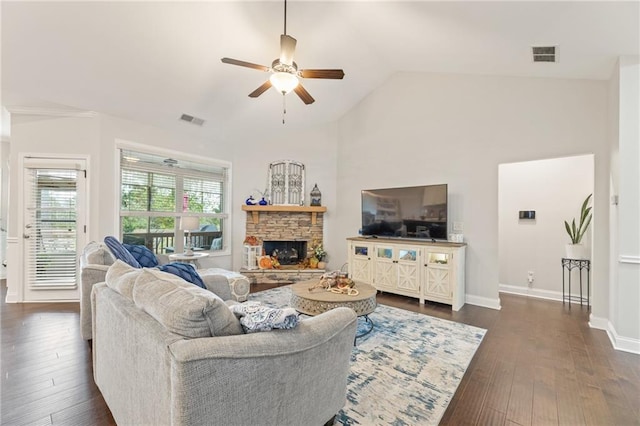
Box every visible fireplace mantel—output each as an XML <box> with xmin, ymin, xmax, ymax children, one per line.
<box><xmin>241</xmin><ymin>205</ymin><xmax>327</xmax><ymax>225</ymax></box>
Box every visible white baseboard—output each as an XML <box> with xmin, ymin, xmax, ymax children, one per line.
<box><xmin>465</xmin><ymin>294</ymin><xmax>501</xmax><ymax>310</ymax></box>
<box><xmin>588</xmin><ymin>314</ymin><xmax>609</xmax><ymax>330</ymax></box>
<box><xmin>499</xmin><ymin>283</ymin><xmax>563</xmax><ymax>301</ymax></box>
<box><xmin>498</xmin><ymin>283</ymin><xmax>590</xmax><ymax>304</ymax></box>
<box><xmin>603</xmin><ymin>321</ymin><xmax>640</xmax><ymax>354</ymax></box>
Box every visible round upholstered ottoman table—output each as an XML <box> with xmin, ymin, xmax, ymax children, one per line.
<box><xmin>290</xmin><ymin>280</ymin><xmax>377</xmax><ymax>341</ymax></box>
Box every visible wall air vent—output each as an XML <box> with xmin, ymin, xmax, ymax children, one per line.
<box><xmin>532</xmin><ymin>46</ymin><xmax>557</xmax><ymax>63</ymax></box>
<box><xmin>163</xmin><ymin>158</ymin><xmax>178</xmax><ymax>167</ymax></box>
<box><xmin>179</xmin><ymin>113</ymin><xmax>205</xmax><ymax>126</ymax></box>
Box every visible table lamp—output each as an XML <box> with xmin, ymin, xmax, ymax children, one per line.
<box><xmin>179</xmin><ymin>216</ymin><xmax>200</xmax><ymax>255</ymax></box>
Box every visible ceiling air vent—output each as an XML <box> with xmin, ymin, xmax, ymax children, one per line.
<box><xmin>179</xmin><ymin>113</ymin><xmax>205</xmax><ymax>126</ymax></box>
<box><xmin>532</xmin><ymin>46</ymin><xmax>557</xmax><ymax>63</ymax></box>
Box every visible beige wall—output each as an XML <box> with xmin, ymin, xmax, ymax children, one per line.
<box><xmin>336</xmin><ymin>72</ymin><xmax>609</xmax><ymax>311</ymax></box>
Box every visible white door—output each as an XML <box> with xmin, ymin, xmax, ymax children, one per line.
<box><xmin>22</xmin><ymin>158</ymin><xmax>87</xmax><ymax>301</ymax></box>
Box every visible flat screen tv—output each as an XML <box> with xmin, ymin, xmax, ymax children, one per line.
<box><xmin>361</xmin><ymin>184</ymin><xmax>448</xmax><ymax>240</ymax></box>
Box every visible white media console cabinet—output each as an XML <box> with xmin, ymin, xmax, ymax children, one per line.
<box><xmin>347</xmin><ymin>237</ymin><xmax>466</xmax><ymax>311</ymax></box>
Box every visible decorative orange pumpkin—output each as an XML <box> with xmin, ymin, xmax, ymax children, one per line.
<box><xmin>259</xmin><ymin>256</ymin><xmax>273</xmax><ymax>269</ymax></box>
<box><xmin>244</xmin><ymin>235</ymin><xmax>260</xmax><ymax>246</ymax></box>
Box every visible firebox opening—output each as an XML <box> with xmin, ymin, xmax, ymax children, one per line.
<box><xmin>263</xmin><ymin>240</ymin><xmax>308</xmax><ymax>265</ymax></box>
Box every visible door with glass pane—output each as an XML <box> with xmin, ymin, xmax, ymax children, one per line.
<box><xmin>23</xmin><ymin>160</ymin><xmax>87</xmax><ymax>301</ymax></box>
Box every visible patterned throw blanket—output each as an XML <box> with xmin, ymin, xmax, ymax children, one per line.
<box><xmin>230</xmin><ymin>302</ymin><xmax>299</xmax><ymax>333</ymax></box>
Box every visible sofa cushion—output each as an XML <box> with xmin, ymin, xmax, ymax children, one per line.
<box><xmin>123</xmin><ymin>244</ymin><xmax>159</xmax><ymax>268</ymax></box>
<box><xmin>104</xmin><ymin>236</ymin><xmax>141</xmax><ymax>268</ymax></box>
<box><xmin>133</xmin><ymin>269</ymin><xmax>243</xmax><ymax>338</ymax></box>
<box><xmin>105</xmin><ymin>260</ymin><xmax>145</xmax><ymax>300</ymax></box>
<box><xmin>157</xmin><ymin>263</ymin><xmax>205</xmax><ymax>288</ymax></box>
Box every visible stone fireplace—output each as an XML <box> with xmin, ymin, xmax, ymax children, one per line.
<box><xmin>240</xmin><ymin>205</ymin><xmax>327</xmax><ymax>284</ymax></box>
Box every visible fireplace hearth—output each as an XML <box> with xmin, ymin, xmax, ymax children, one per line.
<box><xmin>263</xmin><ymin>240</ymin><xmax>307</xmax><ymax>265</ymax></box>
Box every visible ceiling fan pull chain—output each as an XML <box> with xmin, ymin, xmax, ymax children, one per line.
<box><xmin>282</xmin><ymin>95</ymin><xmax>287</xmax><ymax>124</ymax></box>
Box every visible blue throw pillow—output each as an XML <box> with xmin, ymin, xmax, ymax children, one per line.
<box><xmin>104</xmin><ymin>236</ymin><xmax>141</xmax><ymax>268</ymax></box>
<box><xmin>123</xmin><ymin>244</ymin><xmax>159</xmax><ymax>268</ymax></box>
<box><xmin>157</xmin><ymin>262</ymin><xmax>206</xmax><ymax>289</ymax></box>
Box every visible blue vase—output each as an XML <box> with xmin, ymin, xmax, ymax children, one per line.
<box><xmin>245</xmin><ymin>196</ymin><xmax>256</xmax><ymax>205</ymax></box>
<box><xmin>259</xmin><ymin>197</ymin><xmax>268</xmax><ymax>205</ymax></box>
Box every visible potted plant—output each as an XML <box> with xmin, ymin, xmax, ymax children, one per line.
<box><xmin>310</xmin><ymin>239</ymin><xmax>327</xmax><ymax>269</ymax></box>
<box><xmin>564</xmin><ymin>194</ymin><xmax>592</xmax><ymax>259</ymax></box>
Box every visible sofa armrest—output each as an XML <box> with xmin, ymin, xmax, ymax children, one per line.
<box><xmin>199</xmin><ymin>274</ymin><xmax>233</xmax><ymax>301</ymax></box>
<box><xmin>199</xmin><ymin>268</ymin><xmax>250</xmax><ymax>302</ymax></box>
<box><xmin>168</xmin><ymin>308</ymin><xmax>357</xmax><ymax>426</ymax></box>
<box><xmin>80</xmin><ymin>264</ymin><xmax>110</xmax><ymax>340</ymax></box>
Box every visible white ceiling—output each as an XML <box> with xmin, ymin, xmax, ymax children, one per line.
<box><xmin>2</xmin><ymin>1</ymin><xmax>638</xmax><ymax>139</ymax></box>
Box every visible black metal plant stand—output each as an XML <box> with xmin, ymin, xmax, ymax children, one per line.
<box><xmin>561</xmin><ymin>258</ymin><xmax>590</xmax><ymax>309</ymax></box>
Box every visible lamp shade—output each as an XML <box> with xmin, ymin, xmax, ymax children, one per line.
<box><xmin>179</xmin><ymin>216</ymin><xmax>200</xmax><ymax>231</ymax></box>
<box><xmin>270</xmin><ymin>72</ymin><xmax>299</xmax><ymax>94</ymax></box>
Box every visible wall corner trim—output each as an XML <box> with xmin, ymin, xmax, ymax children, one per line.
<box><xmin>590</xmin><ymin>316</ymin><xmax>640</xmax><ymax>354</ymax></box>
<box><xmin>465</xmin><ymin>294</ymin><xmax>501</xmax><ymax>310</ymax></box>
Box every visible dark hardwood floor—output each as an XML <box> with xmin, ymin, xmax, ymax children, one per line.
<box><xmin>2</xmin><ymin>279</ymin><xmax>639</xmax><ymax>425</ymax></box>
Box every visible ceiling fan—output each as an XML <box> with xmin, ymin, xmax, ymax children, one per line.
<box><xmin>221</xmin><ymin>0</ymin><xmax>344</xmax><ymax>106</ymax></box>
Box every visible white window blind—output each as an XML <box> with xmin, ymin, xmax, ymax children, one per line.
<box><xmin>25</xmin><ymin>168</ymin><xmax>79</xmax><ymax>288</ymax></box>
<box><xmin>121</xmin><ymin>169</ymin><xmax>176</xmax><ymax>213</ymax></box>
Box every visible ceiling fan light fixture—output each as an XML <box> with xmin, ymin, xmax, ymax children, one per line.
<box><xmin>270</xmin><ymin>72</ymin><xmax>299</xmax><ymax>94</ymax></box>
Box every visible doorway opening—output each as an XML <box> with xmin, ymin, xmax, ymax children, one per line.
<box><xmin>498</xmin><ymin>154</ymin><xmax>594</xmax><ymax>304</ymax></box>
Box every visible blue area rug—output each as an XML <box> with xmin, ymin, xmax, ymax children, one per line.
<box><xmin>249</xmin><ymin>286</ymin><xmax>486</xmax><ymax>426</ymax></box>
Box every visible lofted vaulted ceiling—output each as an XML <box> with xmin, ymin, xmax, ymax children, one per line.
<box><xmin>2</xmin><ymin>1</ymin><xmax>638</xmax><ymax>139</ymax></box>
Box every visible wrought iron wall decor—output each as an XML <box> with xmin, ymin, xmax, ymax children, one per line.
<box><xmin>268</xmin><ymin>160</ymin><xmax>305</xmax><ymax>205</ymax></box>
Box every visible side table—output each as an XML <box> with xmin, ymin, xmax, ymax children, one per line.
<box><xmin>168</xmin><ymin>252</ymin><xmax>209</xmax><ymax>268</ymax></box>
<box><xmin>561</xmin><ymin>258</ymin><xmax>590</xmax><ymax>309</ymax></box>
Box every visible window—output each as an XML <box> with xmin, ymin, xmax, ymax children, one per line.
<box><xmin>119</xmin><ymin>149</ymin><xmax>230</xmax><ymax>255</ymax></box>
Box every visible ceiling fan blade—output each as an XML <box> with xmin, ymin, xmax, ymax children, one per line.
<box><xmin>299</xmin><ymin>69</ymin><xmax>345</xmax><ymax>79</ymax></box>
<box><xmin>248</xmin><ymin>80</ymin><xmax>273</xmax><ymax>98</ymax></box>
<box><xmin>221</xmin><ymin>57</ymin><xmax>270</xmax><ymax>72</ymax></box>
<box><xmin>294</xmin><ymin>84</ymin><xmax>315</xmax><ymax>105</ymax></box>
<box><xmin>280</xmin><ymin>35</ymin><xmax>297</xmax><ymax>66</ymax></box>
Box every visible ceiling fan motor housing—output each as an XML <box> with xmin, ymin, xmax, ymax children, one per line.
<box><xmin>272</xmin><ymin>59</ymin><xmax>298</xmax><ymax>75</ymax></box>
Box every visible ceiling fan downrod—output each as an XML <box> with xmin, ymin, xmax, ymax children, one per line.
<box><xmin>283</xmin><ymin>0</ymin><xmax>287</xmax><ymax>36</ymax></box>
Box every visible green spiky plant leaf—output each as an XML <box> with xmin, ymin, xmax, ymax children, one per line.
<box><xmin>564</xmin><ymin>194</ymin><xmax>593</xmax><ymax>244</ymax></box>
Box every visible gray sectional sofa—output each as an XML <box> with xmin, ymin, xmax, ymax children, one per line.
<box><xmin>79</xmin><ymin>242</ymin><xmax>250</xmax><ymax>340</ymax></box>
<box><xmin>91</xmin><ymin>260</ymin><xmax>357</xmax><ymax>426</ymax></box>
